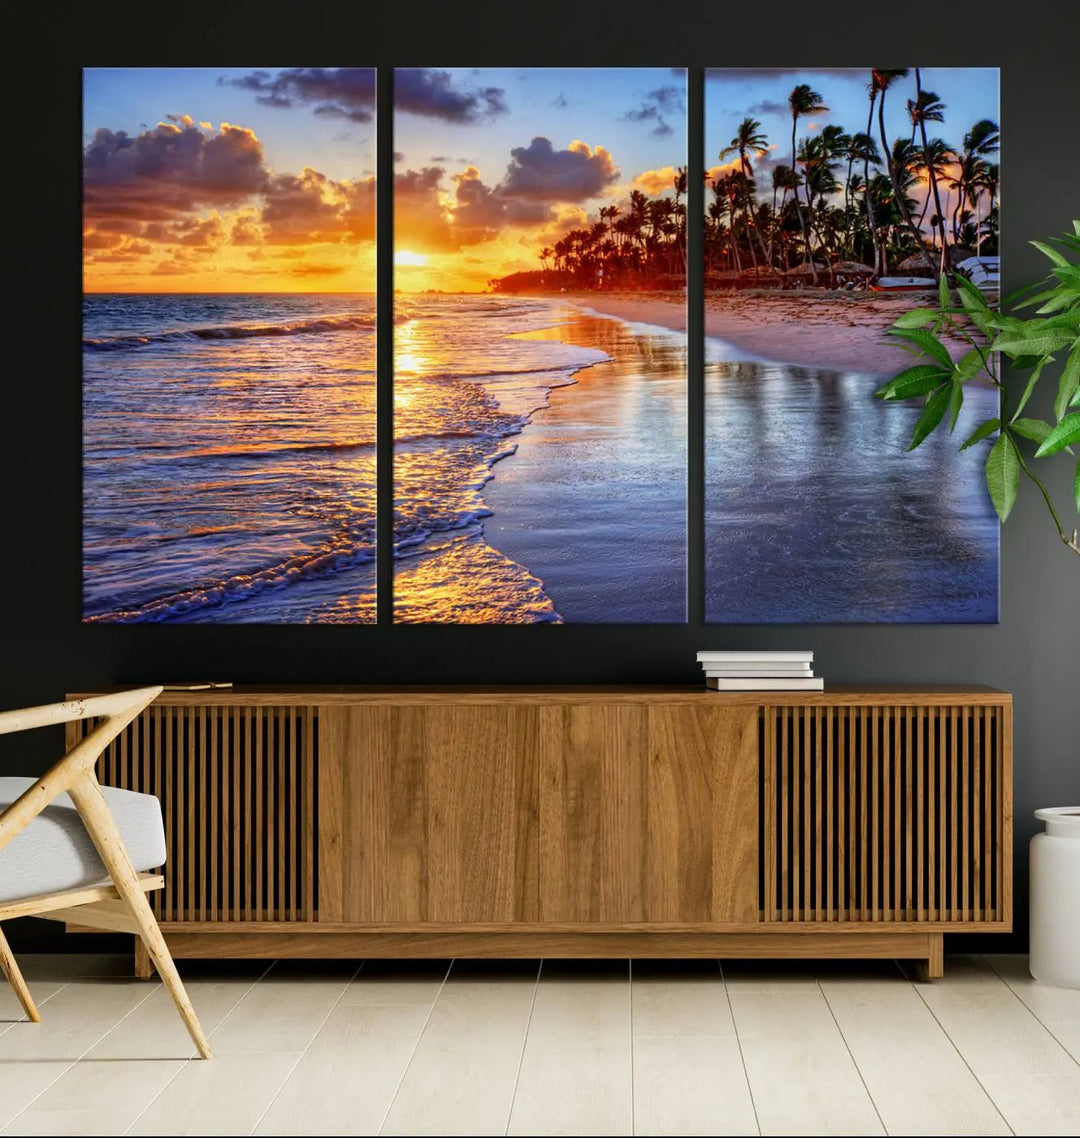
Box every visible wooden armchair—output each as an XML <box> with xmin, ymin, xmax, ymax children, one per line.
<box><xmin>0</xmin><ymin>687</ymin><xmax>211</xmax><ymax>1058</ymax></box>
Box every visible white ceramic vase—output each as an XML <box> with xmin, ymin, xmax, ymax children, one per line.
<box><xmin>1029</xmin><ymin>807</ymin><xmax>1080</xmax><ymax>989</ymax></box>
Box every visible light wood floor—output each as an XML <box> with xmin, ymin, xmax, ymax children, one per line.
<box><xmin>0</xmin><ymin>953</ymin><xmax>1076</xmax><ymax>1136</ymax></box>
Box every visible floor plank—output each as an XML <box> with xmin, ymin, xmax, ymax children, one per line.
<box><xmin>631</xmin><ymin>960</ymin><xmax>733</xmax><ymax>1037</ymax></box>
<box><xmin>906</xmin><ymin>955</ymin><xmax>1080</xmax><ymax>1137</ymax></box>
<box><xmin>382</xmin><ymin>960</ymin><xmax>540</xmax><ymax>1136</ymax></box>
<box><xmin>126</xmin><ymin>1050</ymin><xmax>301</xmax><ymax>1136</ymax></box>
<box><xmin>729</xmin><ymin>989</ymin><xmax>884</xmax><ymax>1136</ymax></box>
<box><xmin>819</xmin><ymin>972</ymin><xmax>1010</xmax><ymax>1135</ymax></box>
<box><xmin>631</xmin><ymin>960</ymin><xmax>757</xmax><ymax>1137</ymax></box>
<box><xmin>0</xmin><ymin>979</ymin><xmax>156</xmax><ymax>1062</ymax></box>
<box><xmin>0</xmin><ymin>976</ymin><xmax>66</xmax><ymax>1033</ymax></box>
<box><xmin>86</xmin><ymin>968</ymin><xmax>267</xmax><ymax>1060</ymax></box>
<box><xmin>253</xmin><ymin>1004</ymin><xmax>434</xmax><ymax>1136</ymax></box>
<box><xmin>633</xmin><ymin>1036</ymin><xmax>758</xmax><ymax>1137</ymax></box>
<box><xmin>508</xmin><ymin>961</ymin><xmax>632</xmax><ymax>1137</ymax></box>
<box><xmin>206</xmin><ymin>961</ymin><xmax>357</xmax><ymax>1054</ymax></box>
<box><xmin>340</xmin><ymin>960</ymin><xmax>451</xmax><ymax>1007</ymax></box>
<box><xmin>985</xmin><ymin>954</ymin><xmax>1080</xmax><ymax>1062</ymax></box>
<box><xmin>0</xmin><ymin>1059</ymin><xmax>184</xmax><ymax>1136</ymax></box>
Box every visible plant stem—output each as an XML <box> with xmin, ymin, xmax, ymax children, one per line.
<box><xmin>1010</xmin><ymin>437</ymin><xmax>1080</xmax><ymax>555</ymax></box>
<box><xmin>941</xmin><ymin>313</ymin><xmax>1000</xmax><ymax>386</ymax></box>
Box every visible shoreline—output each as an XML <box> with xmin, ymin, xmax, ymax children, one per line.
<box><xmin>482</xmin><ymin>308</ymin><xmax>687</xmax><ymax>622</ymax></box>
<box><xmin>540</xmin><ymin>289</ymin><xmax>969</xmax><ymax>376</ymax></box>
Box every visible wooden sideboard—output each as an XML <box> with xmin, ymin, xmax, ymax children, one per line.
<box><xmin>67</xmin><ymin>686</ymin><xmax>1012</xmax><ymax>977</ymax></box>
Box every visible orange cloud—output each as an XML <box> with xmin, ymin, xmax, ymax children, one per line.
<box><xmin>705</xmin><ymin>160</ymin><xmax>742</xmax><ymax>183</ymax></box>
<box><xmin>630</xmin><ymin>165</ymin><xmax>683</xmax><ymax>196</ymax></box>
<box><xmin>83</xmin><ymin>117</ymin><xmax>376</xmax><ymax>292</ymax></box>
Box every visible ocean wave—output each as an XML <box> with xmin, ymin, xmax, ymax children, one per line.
<box><xmin>84</xmin><ymin>312</ymin><xmax>383</xmax><ymax>351</ymax></box>
<box><xmin>85</xmin><ymin>533</ymin><xmax>375</xmax><ymax>623</ymax></box>
<box><xmin>396</xmin><ymin>364</ymin><xmax>585</xmax><ymax>384</ymax></box>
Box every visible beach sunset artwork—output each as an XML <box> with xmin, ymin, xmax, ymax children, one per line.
<box><xmin>703</xmin><ymin>67</ymin><xmax>1000</xmax><ymax>622</ymax></box>
<box><xmin>83</xmin><ymin>67</ymin><xmax>377</xmax><ymax>623</ymax></box>
<box><xmin>392</xmin><ymin>67</ymin><xmax>688</xmax><ymax>624</ymax></box>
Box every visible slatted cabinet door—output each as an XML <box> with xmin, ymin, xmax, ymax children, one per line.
<box><xmin>318</xmin><ymin>704</ymin><xmax>541</xmax><ymax>924</ymax></box>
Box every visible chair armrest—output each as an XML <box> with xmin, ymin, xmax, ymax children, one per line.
<box><xmin>0</xmin><ymin>687</ymin><xmax>162</xmax><ymax>736</ymax></box>
<box><xmin>0</xmin><ymin>687</ymin><xmax>162</xmax><ymax>852</ymax></box>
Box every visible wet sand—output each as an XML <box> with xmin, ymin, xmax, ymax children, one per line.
<box><xmin>549</xmin><ymin>289</ymin><xmax>973</xmax><ymax>375</ymax></box>
<box><xmin>483</xmin><ymin>311</ymin><xmax>687</xmax><ymax>622</ymax></box>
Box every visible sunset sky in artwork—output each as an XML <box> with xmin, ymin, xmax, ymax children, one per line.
<box><xmin>83</xmin><ymin>68</ymin><xmax>376</xmax><ymax>292</ymax></box>
<box><xmin>393</xmin><ymin>67</ymin><xmax>687</xmax><ymax>292</ymax></box>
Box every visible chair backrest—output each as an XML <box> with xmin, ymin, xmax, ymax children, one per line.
<box><xmin>0</xmin><ymin>687</ymin><xmax>162</xmax><ymax>852</ymax></box>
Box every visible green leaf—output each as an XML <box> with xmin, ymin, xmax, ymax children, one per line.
<box><xmin>1038</xmin><ymin>310</ymin><xmax>1080</xmax><ymax>335</ymax></box>
<box><xmin>955</xmin><ymin>274</ymin><xmax>990</xmax><ymax>311</ymax></box>
<box><xmin>988</xmin><ymin>313</ymin><xmax>1025</xmax><ymax>334</ymax></box>
<box><xmin>939</xmin><ymin>272</ymin><xmax>951</xmax><ymax>311</ymax></box>
<box><xmin>1034</xmin><ymin>412</ymin><xmax>1080</xmax><ymax>457</ymax></box>
<box><xmin>875</xmin><ymin>365</ymin><xmax>952</xmax><ymax>400</ymax></box>
<box><xmin>891</xmin><ymin>327</ymin><xmax>955</xmax><ymax>369</ymax></box>
<box><xmin>1010</xmin><ymin>357</ymin><xmax>1049</xmax><ymax>421</ymax></box>
<box><xmin>960</xmin><ymin>418</ymin><xmax>1001</xmax><ymax>450</ymax></box>
<box><xmin>892</xmin><ymin>308</ymin><xmax>939</xmax><ymax>329</ymax></box>
<box><xmin>1057</xmin><ymin>345</ymin><xmax>1080</xmax><ymax>422</ymax></box>
<box><xmin>985</xmin><ymin>433</ymin><xmax>1020</xmax><ymax>522</ymax></box>
<box><xmin>1031</xmin><ymin>239</ymin><xmax>1069</xmax><ymax>268</ymax></box>
<box><xmin>948</xmin><ymin>381</ymin><xmax>964</xmax><ymax>432</ymax></box>
<box><xmin>1010</xmin><ymin>417</ymin><xmax>1052</xmax><ymax>444</ymax></box>
<box><xmin>954</xmin><ymin>348</ymin><xmax>986</xmax><ymax>382</ymax></box>
<box><xmin>1014</xmin><ymin>285</ymin><xmax>1073</xmax><ymax>312</ymax></box>
<box><xmin>993</xmin><ymin>331</ymin><xmax>1073</xmax><ymax>358</ymax></box>
<box><xmin>1036</xmin><ymin>292</ymin><xmax>1077</xmax><ymax>315</ymax></box>
<box><xmin>908</xmin><ymin>385</ymin><xmax>951</xmax><ymax>451</ymax></box>
<box><xmin>1051</xmin><ymin>264</ymin><xmax>1080</xmax><ymax>288</ymax></box>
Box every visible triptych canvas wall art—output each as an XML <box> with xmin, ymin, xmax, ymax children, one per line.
<box><xmin>82</xmin><ymin>66</ymin><xmax>1000</xmax><ymax>626</ymax></box>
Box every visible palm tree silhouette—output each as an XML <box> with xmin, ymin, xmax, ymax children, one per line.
<box><xmin>788</xmin><ymin>84</ymin><xmax>828</xmax><ymax>278</ymax></box>
<box><xmin>908</xmin><ymin>72</ymin><xmax>951</xmax><ymax>273</ymax></box>
<box><xmin>872</xmin><ymin>68</ymin><xmax>925</xmax><ymax>263</ymax></box>
<box><xmin>721</xmin><ymin>118</ymin><xmax>770</xmax><ymax>272</ymax></box>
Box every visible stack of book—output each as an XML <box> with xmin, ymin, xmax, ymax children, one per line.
<box><xmin>696</xmin><ymin>650</ymin><xmax>823</xmax><ymax>691</ymax></box>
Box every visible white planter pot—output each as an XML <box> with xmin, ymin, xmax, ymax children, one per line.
<box><xmin>1029</xmin><ymin>807</ymin><xmax>1080</xmax><ymax>989</ymax></box>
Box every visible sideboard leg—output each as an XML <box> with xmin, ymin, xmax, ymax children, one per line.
<box><xmin>134</xmin><ymin>938</ymin><xmax>152</xmax><ymax>979</ymax></box>
<box><xmin>912</xmin><ymin>934</ymin><xmax>944</xmax><ymax>981</ymax></box>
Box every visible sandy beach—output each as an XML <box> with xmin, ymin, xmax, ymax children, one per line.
<box><xmin>552</xmin><ymin>289</ymin><xmax>973</xmax><ymax>376</ymax></box>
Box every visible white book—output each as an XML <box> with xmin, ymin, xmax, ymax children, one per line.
<box><xmin>697</xmin><ymin>650</ymin><xmax>813</xmax><ymax>663</ymax></box>
<box><xmin>705</xmin><ymin>668</ymin><xmax>814</xmax><ymax>678</ymax></box>
<box><xmin>696</xmin><ymin>655</ymin><xmax>814</xmax><ymax>664</ymax></box>
<box><xmin>706</xmin><ymin>677</ymin><xmax>824</xmax><ymax>691</ymax></box>
<box><xmin>701</xmin><ymin>661</ymin><xmax>812</xmax><ymax>672</ymax></box>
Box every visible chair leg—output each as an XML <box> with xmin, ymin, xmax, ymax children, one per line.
<box><xmin>69</xmin><ymin>776</ymin><xmax>213</xmax><ymax>1059</ymax></box>
<box><xmin>0</xmin><ymin>925</ymin><xmax>40</xmax><ymax>1023</ymax></box>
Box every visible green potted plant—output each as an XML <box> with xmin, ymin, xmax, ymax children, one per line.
<box><xmin>875</xmin><ymin>221</ymin><xmax>1079</xmax><ymax>555</ymax></box>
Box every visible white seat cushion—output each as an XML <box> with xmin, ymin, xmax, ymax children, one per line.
<box><xmin>0</xmin><ymin>777</ymin><xmax>166</xmax><ymax>904</ymax></box>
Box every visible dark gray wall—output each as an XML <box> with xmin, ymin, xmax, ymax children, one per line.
<box><xmin>4</xmin><ymin>5</ymin><xmax>1078</xmax><ymax>952</ymax></box>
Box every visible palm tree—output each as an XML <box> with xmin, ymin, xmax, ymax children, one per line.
<box><xmin>977</xmin><ymin>162</ymin><xmax>1000</xmax><ymax>253</ymax></box>
<box><xmin>950</xmin><ymin>119</ymin><xmax>1000</xmax><ymax>242</ymax></box>
<box><xmin>721</xmin><ymin>117</ymin><xmax>770</xmax><ymax>272</ymax></box>
<box><xmin>908</xmin><ymin>72</ymin><xmax>950</xmax><ymax>273</ymax></box>
<box><xmin>788</xmin><ymin>84</ymin><xmax>828</xmax><ymax>278</ymax></box>
<box><xmin>769</xmin><ymin>164</ymin><xmax>801</xmax><ymax>267</ymax></box>
<box><xmin>863</xmin><ymin>77</ymin><xmax>884</xmax><ymax>274</ymax></box>
<box><xmin>872</xmin><ymin>68</ymin><xmax>924</xmax><ymax>264</ymax></box>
